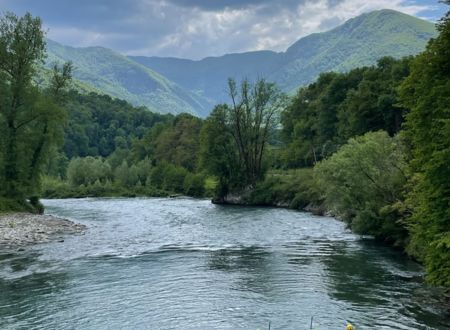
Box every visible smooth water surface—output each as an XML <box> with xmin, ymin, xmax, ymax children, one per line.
<box><xmin>0</xmin><ymin>198</ymin><xmax>448</xmax><ymax>329</ymax></box>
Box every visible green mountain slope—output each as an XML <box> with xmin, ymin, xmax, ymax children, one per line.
<box><xmin>132</xmin><ymin>9</ymin><xmax>436</xmax><ymax>102</ymax></box>
<box><xmin>132</xmin><ymin>51</ymin><xmax>283</xmax><ymax>105</ymax></box>
<box><xmin>43</xmin><ymin>9</ymin><xmax>436</xmax><ymax>116</ymax></box>
<box><xmin>274</xmin><ymin>9</ymin><xmax>437</xmax><ymax>91</ymax></box>
<box><xmin>45</xmin><ymin>40</ymin><xmax>212</xmax><ymax>116</ymax></box>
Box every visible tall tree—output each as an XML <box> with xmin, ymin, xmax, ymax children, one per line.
<box><xmin>227</xmin><ymin>78</ymin><xmax>285</xmax><ymax>187</ymax></box>
<box><xmin>399</xmin><ymin>2</ymin><xmax>450</xmax><ymax>288</ymax></box>
<box><xmin>200</xmin><ymin>79</ymin><xmax>285</xmax><ymax>197</ymax></box>
<box><xmin>282</xmin><ymin>58</ymin><xmax>410</xmax><ymax>168</ymax></box>
<box><xmin>199</xmin><ymin>104</ymin><xmax>242</xmax><ymax>197</ymax></box>
<box><xmin>0</xmin><ymin>12</ymin><xmax>71</xmax><ymax>204</ymax></box>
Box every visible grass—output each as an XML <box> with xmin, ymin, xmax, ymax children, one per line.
<box><xmin>0</xmin><ymin>197</ymin><xmax>35</xmax><ymax>214</ymax></box>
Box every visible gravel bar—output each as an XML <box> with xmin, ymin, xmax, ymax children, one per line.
<box><xmin>0</xmin><ymin>213</ymin><xmax>86</xmax><ymax>248</ymax></box>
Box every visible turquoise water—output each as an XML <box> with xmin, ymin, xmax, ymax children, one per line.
<box><xmin>0</xmin><ymin>198</ymin><xmax>448</xmax><ymax>329</ymax></box>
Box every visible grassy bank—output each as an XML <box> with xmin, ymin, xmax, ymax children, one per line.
<box><xmin>0</xmin><ymin>197</ymin><xmax>44</xmax><ymax>215</ymax></box>
<box><xmin>41</xmin><ymin>176</ymin><xmax>216</xmax><ymax>199</ymax></box>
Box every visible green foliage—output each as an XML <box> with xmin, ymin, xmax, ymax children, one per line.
<box><xmin>183</xmin><ymin>173</ymin><xmax>206</xmax><ymax>197</ymax></box>
<box><xmin>67</xmin><ymin>157</ymin><xmax>112</xmax><ymax>187</ymax></box>
<box><xmin>133</xmin><ymin>114</ymin><xmax>203</xmax><ymax>171</ymax></box>
<box><xmin>248</xmin><ymin>168</ymin><xmax>321</xmax><ymax>210</ymax></box>
<box><xmin>0</xmin><ymin>198</ymin><xmax>35</xmax><ymax>214</ymax></box>
<box><xmin>0</xmin><ymin>12</ymin><xmax>71</xmax><ymax>210</ymax></box>
<box><xmin>45</xmin><ymin>39</ymin><xmax>212</xmax><ymax>116</ymax></box>
<box><xmin>275</xmin><ymin>9</ymin><xmax>435</xmax><ymax>91</ymax></box>
<box><xmin>315</xmin><ymin>131</ymin><xmax>408</xmax><ymax>246</ymax></box>
<box><xmin>133</xmin><ymin>10</ymin><xmax>435</xmax><ymax>111</ymax></box>
<box><xmin>46</xmin><ymin>154</ymin><xmax>208</xmax><ymax>198</ymax></box>
<box><xmin>199</xmin><ymin>79</ymin><xmax>285</xmax><ymax>198</ymax></box>
<box><xmin>199</xmin><ymin>105</ymin><xmax>242</xmax><ymax>196</ymax></box>
<box><xmin>282</xmin><ymin>57</ymin><xmax>411</xmax><ymax>167</ymax></box>
<box><xmin>114</xmin><ymin>161</ymin><xmax>139</xmax><ymax>188</ymax></box>
<box><xmin>399</xmin><ymin>6</ymin><xmax>450</xmax><ymax>289</ymax></box>
<box><xmin>63</xmin><ymin>91</ymin><xmax>171</xmax><ymax>159</ymax></box>
<box><xmin>162</xmin><ymin>163</ymin><xmax>188</xmax><ymax>192</ymax></box>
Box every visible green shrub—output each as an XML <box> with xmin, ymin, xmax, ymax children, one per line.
<box><xmin>184</xmin><ymin>173</ymin><xmax>206</xmax><ymax>197</ymax></box>
<box><xmin>314</xmin><ymin>131</ymin><xmax>408</xmax><ymax>246</ymax></box>
<box><xmin>248</xmin><ymin>168</ymin><xmax>321</xmax><ymax>208</ymax></box>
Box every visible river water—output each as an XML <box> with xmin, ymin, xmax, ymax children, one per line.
<box><xmin>0</xmin><ymin>198</ymin><xmax>448</xmax><ymax>329</ymax></box>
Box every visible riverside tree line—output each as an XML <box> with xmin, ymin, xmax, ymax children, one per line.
<box><xmin>0</xmin><ymin>7</ymin><xmax>448</xmax><ymax>290</ymax></box>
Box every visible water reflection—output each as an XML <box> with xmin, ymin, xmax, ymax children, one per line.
<box><xmin>0</xmin><ymin>198</ymin><xmax>448</xmax><ymax>329</ymax></box>
<box><xmin>208</xmin><ymin>246</ymin><xmax>276</xmax><ymax>296</ymax></box>
<box><xmin>321</xmin><ymin>239</ymin><xmax>450</xmax><ymax>329</ymax></box>
<box><xmin>0</xmin><ymin>252</ymin><xmax>70</xmax><ymax>329</ymax></box>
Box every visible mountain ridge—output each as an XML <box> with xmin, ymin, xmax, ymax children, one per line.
<box><xmin>45</xmin><ymin>40</ymin><xmax>212</xmax><ymax>116</ymax></box>
<box><xmin>45</xmin><ymin>9</ymin><xmax>437</xmax><ymax>116</ymax></box>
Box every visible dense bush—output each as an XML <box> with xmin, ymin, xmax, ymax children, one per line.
<box><xmin>314</xmin><ymin>131</ymin><xmax>408</xmax><ymax>246</ymax></box>
<box><xmin>0</xmin><ymin>198</ymin><xmax>36</xmax><ymax>214</ymax></box>
<box><xmin>399</xmin><ymin>6</ymin><xmax>450</xmax><ymax>288</ymax></box>
<box><xmin>248</xmin><ymin>168</ymin><xmax>321</xmax><ymax>210</ymax></box>
<box><xmin>67</xmin><ymin>157</ymin><xmax>112</xmax><ymax>187</ymax></box>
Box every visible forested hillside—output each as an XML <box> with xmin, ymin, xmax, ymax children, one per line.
<box><xmin>45</xmin><ymin>40</ymin><xmax>212</xmax><ymax>116</ymax></box>
<box><xmin>133</xmin><ymin>9</ymin><xmax>436</xmax><ymax>106</ymax></box>
<box><xmin>39</xmin><ymin>10</ymin><xmax>436</xmax><ymax>117</ymax></box>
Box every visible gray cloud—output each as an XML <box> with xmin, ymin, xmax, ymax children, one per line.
<box><xmin>0</xmin><ymin>0</ymin><xmax>444</xmax><ymax>59</ymax></box>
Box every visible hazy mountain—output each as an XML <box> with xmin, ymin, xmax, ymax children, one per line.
<box><xmin>45</xmin><ymin>9</ymin><xmax>436</xmax><ymax>116</ymax></box>
<box><xmin>45</xmin><ymin>40</ymin><xmax>212</xmax><ymax>116</ymax></box>
<box><xmin>132</xmin><ymin>9</ymin><xmax>436</xmax><ymax>104</ymax></box>
<box><xmin>132</xmin><ymin>51</ymin><xmax>283</xmax><ymax>108</ymax></box>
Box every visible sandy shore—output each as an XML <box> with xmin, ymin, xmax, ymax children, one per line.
<box><xmin>0</xmin><ymin>213</ymin><xmax>86</xmax><ymax>248</ymax></box>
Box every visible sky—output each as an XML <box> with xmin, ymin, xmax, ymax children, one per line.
<box><xmin>0</xmin><ymin>0</ymin><xmax>447</xmax><ymax>59</ymax></box>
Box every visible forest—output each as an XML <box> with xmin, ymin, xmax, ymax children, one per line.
<box><xmin>0</xmin><ymin>5</ymin><xmax>448</xmax><ymax>291</ymax></box>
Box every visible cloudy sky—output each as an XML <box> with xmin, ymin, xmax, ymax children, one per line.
<box><xmin>0</xmin><ymin>0</ymin><xmax>446</xmax><ymax>59</ymax></box>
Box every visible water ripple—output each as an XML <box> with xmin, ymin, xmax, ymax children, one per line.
<box><xmin>0</xmin><ymin>197</ymin><xmax>448</xmax><ymax>330</ymax></box>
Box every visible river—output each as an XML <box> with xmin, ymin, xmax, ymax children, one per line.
<box><xmin>0</xmin><ymin>198</ymin><xmax>448</xmax><ymax>329</ymax></box>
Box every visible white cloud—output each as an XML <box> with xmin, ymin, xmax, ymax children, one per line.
<box><xmin>1</xmin><ymin>0</ymin><xmax>436</xmax><ymax>59</ymax></box>
<box><xmin>131</xmin><ymin>0</ymin><xmax>431</xmax><ymax>58</ymax></box>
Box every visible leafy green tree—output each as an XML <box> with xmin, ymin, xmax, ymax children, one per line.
<box><xmin>67</xmin><ymin>157</ymin><xmax>111</xmax><ymax>187</ymax></box>
<box><xmin>282</xmin><ymin>58</ymin><xmax>410</xmax><ymax>167</ymax></box>
<box><xmin>338</xmin><ymin>57</ymin><xmax>411</xmax><ymax>140</ymax></box>
<box><xmin>149</xmin><ymin>164</ymin><xmax>165</xmax><ymax>189</ymax></box>
<box><xmin>281</xmin><ymin>72</ymin><xmax>355</xmax><ymax>166</ymax></box>
<box><xmin>201</xmin><ymin>79</ymin><xmax>284</xmax><ymax>198</ymax></box>
<box><xmin>0</xmin><ymin>12</ymin><xmax>71</xmax><ymax>204</ymax></box>
<box><xmin>132</xmin><ymin>114</ymin><xmax>202</xmax><ymax>171</ymax></box>
<box><xmin>183</xmin><ymin>173</ymin><xmax>206</xmax><ymax>197</ymax></box>
<box><xmin>399</xmin><ymin>2</ymin><xmax>450</xmax><ymax>288</ymax></box>
<box><xmin>199</xmin><ymin>104</ymin><xmax>242</xmax><ymax>197</ymax></box>
<box><xmin>227</xmin><ymin>78</ymin><xmax>285</xmax><ymax>187</ymax></box>
<box><xmin>134</xmin><ymin>158</ymin><xmax>153</xmax><ymax>185</ymax></box>
<box><xmin>114</xmin><ymin>161</ymin><xmax>139</xmax><ymax>188</ymax></box>
<box><xmin>154</xmin><ymin>114</ymin><xmax>203</xmax><ymax>171</ymax></box>
<box><xmin>62</xmin><ymin>92</ymin><xmax>171</xmax><ymax>159</ymax></box>
<box><xmin>315</xmin><ymin>131</ymin><xmax>408</xmax><ymax>246</ymax></box>
<box><xmin>162</xmin><ymin>163</ymin><xmax>188</xmax><ymax>193</ymax></box>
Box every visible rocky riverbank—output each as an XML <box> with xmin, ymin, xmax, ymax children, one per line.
<box><xmin>0</xmin><ymin>213</ymin><xmax>86</xmax><ymax>247</ymax></box>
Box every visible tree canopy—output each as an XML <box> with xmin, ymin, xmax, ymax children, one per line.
<box><xmin>199</xmin><ymin>78</ymin><xmax>285</xmax><ymax>197</ymax></box>
<box><xmin>399</xmin><ymin>4</ymin><xmax>450</xmax><ymax>288</ymax></box>
<box><xmin>0</xmin><ymin>12</ymin><xmax>71</xmax><ymax>206</ymax></box>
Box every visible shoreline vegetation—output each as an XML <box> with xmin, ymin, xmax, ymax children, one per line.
<box><xmin>0</xmin><ymin>7</ymin><xmax>449</xmax><ymax>292</ymax></box>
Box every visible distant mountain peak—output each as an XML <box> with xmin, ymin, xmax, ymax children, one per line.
<box><xmin>46</xmin><ymin>9</ymin><xmax>436</xmax><ymax>116</ymax></box>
